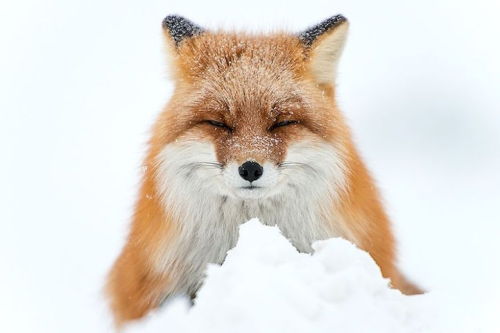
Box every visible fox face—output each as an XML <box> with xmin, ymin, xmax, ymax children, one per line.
<box><xmin>155</xmin><ymin>15</ymin><xmax>349</xmax><ymax>202</ymax></box>
<box><xmin>106</xmin><ymin>15</ymin><xmax>421</xmax><ymax>327</ymax></box>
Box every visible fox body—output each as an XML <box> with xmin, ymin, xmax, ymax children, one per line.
<box><xmin>106</xmin><ymin>14</ymin><xmax>421</xmax><ymax>327</ymax></box>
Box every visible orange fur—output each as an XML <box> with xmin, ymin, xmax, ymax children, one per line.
<box><xmin>106</xmin><ymin>16</ymin><xmax>422</xmax><ymax>328</ymax></box>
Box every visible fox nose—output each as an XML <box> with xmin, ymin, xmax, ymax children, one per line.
<box><xmin>238</xmin><ymin>161</ymin><xmax>263</xmax><ymax>182</ymax></box>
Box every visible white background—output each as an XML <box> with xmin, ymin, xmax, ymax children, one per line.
<box><xmin>1</xmin><ymin>0</ymin><xmax>499</xmax><ymax>331</ymax></box>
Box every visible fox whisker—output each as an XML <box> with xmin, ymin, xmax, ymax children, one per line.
<box><xmin>279</xmin><ymin>162</ymin><xmax>316</xmax><ymax>171</ymax></box>
<box><xmin>185</xmin><ymin>162</ymin><xmax>224</xmax><ymax>170</ymax></box>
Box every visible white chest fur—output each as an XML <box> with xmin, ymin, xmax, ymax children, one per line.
<box><xmin>154</xmin><ymin>139</ymin><xmax>347</xmax><ymax>296</ymax></box>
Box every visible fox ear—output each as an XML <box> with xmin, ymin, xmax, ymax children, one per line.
<box><xmin>162</xmin><ymin>15</ymin><xmax>204</xmax><ymax>49</ymax></box>
<box><xmin>299</xmin><ymin>15</ymin><xmax>349</xmax><ymax>84</ymax></box>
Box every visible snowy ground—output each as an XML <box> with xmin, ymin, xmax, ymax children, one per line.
<box><xmin>123</xmin><ymin>220</ymin><xmax>495</xmax><ymax>333</ymax></box>
<box><xmin>1</xmin><ymin>0</ymin><xmax>499</xmax><ymax>332</ymax></box>
<box><xmin>126</xmin><ymin>219</ymin><xmax>433</xmax><ymax>333</ymax></box>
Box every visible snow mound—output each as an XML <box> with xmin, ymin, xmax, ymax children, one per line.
<box><xmin>126</xmin><ymin>219</ymin><xmax>431</xmax><ymax>332</ymax></box>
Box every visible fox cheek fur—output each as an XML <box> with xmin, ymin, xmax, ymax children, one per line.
<box><xmin>106</xmin><ymin>14</ymin><xmax>422</xmax><ymax>327</ymax></box>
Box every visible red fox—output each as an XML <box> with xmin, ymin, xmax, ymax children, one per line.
<box><xmin>106</xmin><ymin>14</ymin><xmax>422</xmax><ymax>327</ymax></box>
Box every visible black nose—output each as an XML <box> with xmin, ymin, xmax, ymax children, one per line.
<box><xmin>238</xmin><ymin>161</ymin><xmax>263</xmax><ymax>182</ymax></box>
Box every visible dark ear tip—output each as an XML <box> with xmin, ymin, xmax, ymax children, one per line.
<box><xmin>334</xmin><ymin>14</ymin><xmax>348</xmax><ymax>24</ymax></box>
<box><xmin>299</xmin><ymin>14</ymin><xmax>348</xmax><ymax>46</ymax></box>
<box><xmin>162</xmin><ymin>14</ymin><xmax>204</xmax><ymax>45</ymax></box>
<box><xmin>320</xmin><ymin>14</ymin><xmax>348</xmax><ymax>27</ymax></box>
<box><xmin>161</xmin><ymin>15</ymin><xmax>183</xmax><ymax>30</ymax></box>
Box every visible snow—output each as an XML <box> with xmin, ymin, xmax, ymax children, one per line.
<box><xmin>126</xmin><ymin>219</ymin><xmax>431</xmax><ymax>333</ymax></box>
<box><xmin>1</xmin><ymin>0</ymin><xmax>500</xmax><ymax>332</ymax></box>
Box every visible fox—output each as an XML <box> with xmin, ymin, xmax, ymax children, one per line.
<box><xmin>106</xmin><ymin>14</ymin><xmax>422</xmax><ymax>327</ymax></box>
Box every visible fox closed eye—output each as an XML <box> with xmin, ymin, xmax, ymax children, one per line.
<box><xmin>269</xmin><ymin>120</ymin><xmax>299</xmax><ymax>131</ymax></box>
<box><xmin>203</xmin><ymin>120</ymin><xmax>298</xmax><ymax>132</ymax></box>
<box><xmin>204</xmin><ymin>120</ymin><xmax>234</xmax><ymax>132</ymax></box>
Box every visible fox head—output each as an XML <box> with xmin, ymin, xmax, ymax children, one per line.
<box><xmin>150</xmin><ymin>15</ymin><xmax>351</xmax><ymax>203</ymax></box>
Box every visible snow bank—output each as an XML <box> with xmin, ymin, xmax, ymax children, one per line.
<box><xmin>126</xmin><ymin>219</ymin><xmax>431</xmax><ymax>333</ymax></box>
